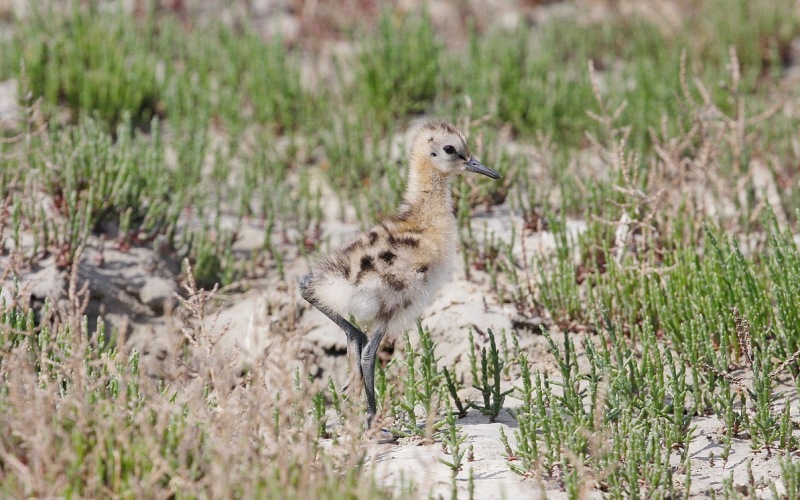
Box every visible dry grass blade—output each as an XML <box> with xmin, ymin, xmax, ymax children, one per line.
<box><xmin>732</xmin><ymin>306</ymin><xmax>754</xmax><ymax>368</ymax></box>
<box><xmin>174</xmin><ymin>259</ymin><xmax>230</xmax><ymax>358</ymax></box>
<box><xmin>769</xmin><ymin>348</ymin><xmax>800</xmax><ymax>379</ymax></box>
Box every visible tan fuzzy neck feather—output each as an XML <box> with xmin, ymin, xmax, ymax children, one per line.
<box><xmin>403</xmin><ymin>153</ymin><xmax>453</xmax><ymax>223</ymax></box>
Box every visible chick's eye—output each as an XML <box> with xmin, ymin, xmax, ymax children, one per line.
<box><xmin>443</xmin><ymin>145</ymin><xmax>456</xmax><ymax>155</ymax></box>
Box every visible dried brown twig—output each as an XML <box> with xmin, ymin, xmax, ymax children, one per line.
<box><xmin>174</xmin><ymin>259</ymin><xmax>230</xmax><ymax>359</ymax></box>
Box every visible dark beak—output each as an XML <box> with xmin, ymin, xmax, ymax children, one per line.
<box><xmin>464</xmin><ymin>157</ymin><xmax>501</xmax><ymax>179</ymax></box>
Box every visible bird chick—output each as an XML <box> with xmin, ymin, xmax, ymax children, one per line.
<box><xmin>299</xmin><ymin>121</ymin><xmax>500</xmax><ymax>426</ymax></box>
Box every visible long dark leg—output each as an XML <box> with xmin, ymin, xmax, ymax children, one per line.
<box><xmin>360</xmin><ymin>324</ymin><xmax>387</xmax><ymax>428</ymax></box>
<box><xmin>299</xmin><ymin>273</ymin><xmax>367</xmax><ymax>391</ymax></box>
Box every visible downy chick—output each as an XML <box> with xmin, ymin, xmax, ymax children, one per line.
<box><xmin>299</xmin><ymin>121</ymin><xmax>500</xmax><ymax>426</ymax></box>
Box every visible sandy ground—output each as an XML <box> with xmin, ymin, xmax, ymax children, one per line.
<box><xmin>2</xmin><ymin>72</ymin><xmax>798</xmax><ymax>495</ymax></box>
<box><xmin>78</xmin><ymin>207</ymin><xmax>800</xmax><ymax>497</ymax></box>
<box><xmin>2</xmin><ymin>0</ymin><xmax>800</xmax><ymax>497</ymax></box>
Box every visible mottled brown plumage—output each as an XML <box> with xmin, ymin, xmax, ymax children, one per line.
<box><xmin>299</xmin><ymin>121</ymin><xmax>500</xmax><ymax>426</ymax></box>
